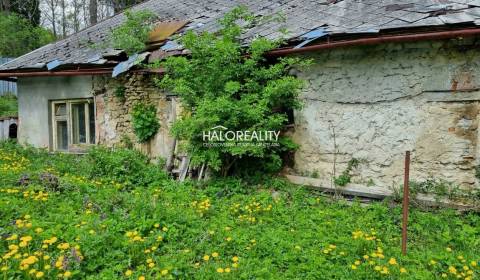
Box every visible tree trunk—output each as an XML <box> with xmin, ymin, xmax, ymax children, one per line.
<box><xmin>72</xmin><ymin>0</ymin><xmax>80</xmax><ymax>32</ymax></box>
<box><xmin>1</xmin><ymin>0</ymin><xmax>11</xmax><ymax>12</ymax></box>
<box><xmin>89</xmin><ymin>0</ymin><xmax>97</xmax><ymax>25</ymax></box>
<box><xmin>49</xmin><ymin>0</ymin><xmax>57</xmax><ymax>37</ymax></box>
<box><xmin>60</xmin><ymin>0</ymin><xmax>67</xmax><ymax>38</ymax></box>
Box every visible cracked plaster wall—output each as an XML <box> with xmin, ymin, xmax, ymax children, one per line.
<box><xmin>293</xmin><ymin>39</ymin><xmax>480</xmax><ymax>189</ymax></box>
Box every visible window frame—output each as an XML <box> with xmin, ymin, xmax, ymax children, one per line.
<box><xmin>51</xmin><ymin>98</ymin><xmax>95</xmax><ymax>152</ymax></box>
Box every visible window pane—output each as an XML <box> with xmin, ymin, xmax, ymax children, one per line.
<box><xmin>72</xmin><ymin>103</ymin><xmax>86</xmax><ymax>144</ymax></box>
<box><xmin>56</xmin><ymin>121</ymin><xmax>68</xmax><ymax>150</ymax></box>
<box><xmin>55</xmin><ymin>103</ymin><xmax>66</xmax><ymax>116</ymax></box>
<box><xmin>89</xmin><ymin>102</ymin><xmax>95</xmax><ymax>144</ymax></box>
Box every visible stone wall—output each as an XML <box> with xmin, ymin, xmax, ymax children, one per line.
<box><xmin>292</xmin><ymin>39</ymin><xmax>480</xmax><ymax>189</ymax></box>
<box><xmin>93</xmin><ymin>74</ymin><xmax>176</xmax><ymax>161</ymax></box>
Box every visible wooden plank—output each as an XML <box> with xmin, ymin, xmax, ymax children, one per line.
<box><xmin>178</xmin><ymin>156</ymin><xmax>190</xmax><ymax>182</ymax></box>
<box><xmin>285</xmin><ymin>174</ymin><xmax>392</xmax><ymax>199</ymax></box>
<box><xmin>285</xmin><ymin>174</ymin><xmax>478</xmax><ymax>210</ymax></box>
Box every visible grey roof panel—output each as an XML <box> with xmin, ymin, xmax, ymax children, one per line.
<box><xmin>3</xmin><ymin>0</ymin><xmax>480</xmax><ymax>71</ymax></box>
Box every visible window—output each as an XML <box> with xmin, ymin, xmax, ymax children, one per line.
<box><xmin>51</xmin><ymin>99</ymin><xmax>95</xmax><ymax>152</ymax></box>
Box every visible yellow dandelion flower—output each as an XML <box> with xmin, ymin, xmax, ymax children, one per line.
<box><xmin>225</xmin><ymin>267</ymin><xmax>231</xmax><ymax>273</ymax></box>
<box><xmin>148</xmin><ymin>263</ymin><xmax>155</xmax><ymax>268</ymax></box>
<box><xmin>212</xmin><ymin>252</ymin><xmax>219</xmax><ymax>258</ymax></box>
<box><xmin>161</xmin><ymin>269</ymin><xmax>168</xmax><ymax>275</ymax></box>
<box><xmin>64</xmin><ymin>271</ymin><xmax>72</xmax><ymax>278</ymax></box>
<box><xmin>35</xmin><ymin>271</ymin><xmax>44</xmax><ymax>278</ymax></box>
<box><xmin>154</xmin><ymin>223</ymin><xmax>160</xmax><ymax>228</ymax></box>
<box><xmin>125</xmin><ymin>270</ymin><xmax>132</xmax><ymax>276</ymax></box>
<box><xmin>232</xmin><ymin>263</ymin><xmax>239</xmax><ymax>268</ymax></box>
<box><xmin>446</xmin><ymin>247</ymin><xmax>452</xmax><ymax>252</ymax></box>
<box><xmin>217</xmin><ymin>268</ymin><xmax>224</xmax><ymax>273</ymax></box>
<box><xmin>388</xmin><ymin>258</ymin><xmax>397</xmax><ymax>265</ymax></box>
<box><xmin>203</xmin><ymin>255</ymin><xmax>210</xmax><ymax>261</ymax></box>
<box><xmin>351</xmin><ymin>265</ymin><xmax>357</xmax><ymax>270</ymax></box>
<box><xmin>470</xmin><ymin>261</ymin><xmax>477</xmax><ymax>267</ymax></box>
<box><xmin>138</xmin><ymin>276</ymin><xmax>145</xmax><ymax>280</ymax></box>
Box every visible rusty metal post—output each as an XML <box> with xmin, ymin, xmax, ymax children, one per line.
<box><xmin>401</xmin><ymin>151</ymin><xmax>410</xmax><ymax>255</ymax></box>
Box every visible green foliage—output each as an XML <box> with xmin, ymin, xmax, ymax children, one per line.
<box><xmin>1</xmin><ymin>143</ymin><xmax>480</xmax><ymax>279</ymax></box>
<box><xmin>108</xmin><ymin>9</ymin><xmax>157</xmax><ymax>55</ymax></box>
<box><xmin>86</xmin><ymin>146</ymin><xmax>166</xmax><ymax>188</ymax></box>
<box><xmin>156</xmin><ymin>6</ymin><xmax>308</xmax><ymax>176</ymax></box>
<box><xmin>2</xmin><ymin>0</ymin><xmax>41</xmax><ymax>26</ymax></box>
<box><xmin>131</xmin><ymin>102</ymin><xmax>160</xmax><ymax>143</ymax></box>
<box><xmin>0</xmin><ymin>94</ymin><xmax>18</xmax><ymax>117</ymax></box>
<box><xmin>334</xmin><ymin>158</ymin><xmax>360</xmax><ymax>187</ymax></box>
<box><xmin>114</xmin><ymin>85</ymin><xmax>126</xmax><ymax>102</ymax></box>
<box><xmin>0</xmin><ymin>12</ymin><xmax>54</xmax><ymax>57</ymax></box>
<box><xmin>0</xmin><ymin>141</ymin><xmax>167</xmax><ymax>189</ymax></box>
<box><xmin>408</xmin><ymin>178</ymin><xmax>480</xmax><ymax>202</ymax></box>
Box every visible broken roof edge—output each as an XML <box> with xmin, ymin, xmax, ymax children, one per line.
<box><xmin>0</xmin><ymin>0</ymin><xmax>155</xmax><ymax>71</ymax></box>
<box><xmin>2</xmin><ymin>26</ymin><xmax>480</xmax><ymax>79</ymax></box>
<box><xmin>268</xmin><ymin>27</ymin><xmax>480</xmax><ymax>56</ymax></box>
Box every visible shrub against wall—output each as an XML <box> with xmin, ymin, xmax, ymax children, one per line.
<box><xmin>131</xmin><ymin>102</ymin><xmax>160</xmax><ymax>143</ymax></box>
<box><xmin>155</xmin><ymin>7</ymin><xmax>309</xmax><ymax>176</ymax></box>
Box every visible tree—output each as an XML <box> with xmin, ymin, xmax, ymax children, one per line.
<box><xmin>0</xmin><ymin>12</ymin><xmax>54</xmax><ymax>57</ymax></box>
<box><xmin>106</xmin><ymin>9</ymin><xmax>157</xmax><ymax>55</ymax></box>
<box><xmin>89</xmin><ymin>0</ymin><xmax>97</xmax><ymax>25</ymax></box>
<box><xmin>156</xmin><ymin>7</ymin><xmax>308</xmax><ymax>176</ymax></box>
<box><xmin>0</xmin><ymin>0</ymin><xmax>41</xmax><ymax>26</ymax></box>
<box><xmin>103</xmin><ymin>0</ymin><xmax>145</xmax><ymax>13</ymax></box>
<box><xmin>60</xmin><ymin>0</ymin><xmax>67</xmax><ymax>37</ymax></box>
<box><xmin>42</xmin><ymin>0</ymin><xmax>59</xmax><ymax>37</ymax></box>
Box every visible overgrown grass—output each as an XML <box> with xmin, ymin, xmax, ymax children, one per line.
<box><xmin>0</xmin><ymin>94</ymin><xmax>17</xmax><ymax>117</ymax></box>
<box><xmin>0</xmin><ymin>142</ymin><xmax>479</xmax><ymax>279</ymax></box>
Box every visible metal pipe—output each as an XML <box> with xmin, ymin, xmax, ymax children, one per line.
<box><xmin>402</xmin><ymin>151</ymin><xmax>411</xmax><ymax>256</ymax></box>
<box><xmin>0</xmin><ymin>68</ymin><xmax>164</xmax><ymax>78</ymax></box>
<box><xmin>268</xmin><ymin>28</ymin><xmax>480</xmax><ymax>56</ymax></box>
<box><xmin>0</xmin><ymin>70</ymin><xmax>113</xmax><ymax>78</ymax></box>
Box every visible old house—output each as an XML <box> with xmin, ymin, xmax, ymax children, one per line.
<box><xmin>1</xmin><ymin>0</ymin><xmax>480</xmax><ymax>192</ymax></box>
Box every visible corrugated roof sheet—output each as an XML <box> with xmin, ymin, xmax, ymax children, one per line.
<box><xmin>3</xmin><ymin>0</ymin><xmax>480</xmax><ymax>71</ymax></box>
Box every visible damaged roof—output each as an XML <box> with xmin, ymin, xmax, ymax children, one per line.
<box><xmin>3</xmin><ymin>0</ymin><xmax>480</xmax><ymax>72</ymax></box>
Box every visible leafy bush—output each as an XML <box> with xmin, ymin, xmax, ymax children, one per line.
<box><xmin>0</xmin><ymin>12</ymin><xmax>54</xmax><ymax>57</ymax></box>
<box><xmin>108</xmin><ymin>9</ymin><xmax>157</xmax><ymax>55</ymax></box>
<box><xmin>131</xmin><ymin>102</ymin><xmax>160</xmax><ymax>143</ymax></box>
<box><xmin>156</xmin><ymin>7</ymin><xmax>308</xmax><ymax>176</ymax></box>
<box><xmin>86</xmin><ymin>146</ymin><xmax>166</xmax><ymax>188</ymax></box>
<box><xmin>334</xmin><ymin>158</ymin><xmax>360</xmax><ymax>187</ymax></box>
